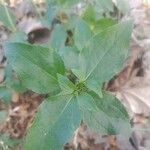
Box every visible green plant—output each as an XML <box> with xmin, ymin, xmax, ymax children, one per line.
<box><xmin>0</xmin><ymin>0</ymin><xmax>133</xmax><ymax>150</ymax></box>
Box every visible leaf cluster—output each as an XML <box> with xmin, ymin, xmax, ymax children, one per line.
<box><xmin>0</xmin><ymin>0</ymin><xmax>132</xmax><ymax>149</ymax></box>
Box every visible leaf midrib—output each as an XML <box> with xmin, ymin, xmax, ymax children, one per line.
<box><xmin>15</xmin><ymin>51</ymin><xmax>58</xmax><ymax>82</ymax></box>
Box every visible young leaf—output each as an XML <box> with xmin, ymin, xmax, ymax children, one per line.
<box><xmin>0</xmin><ymin>4</ymin><xmax>16</xmax><ymax>31</ymax></box>
<box><xmin>57</xmin><ymin>74</ymin><xmax>75</xmax><ymax>94</ymax></box>
<box><xmin>79</xmin><ymin>20</ymin><xmax>133</xmax><ymax>96</ymax></box>
<box><xmin>78</xmin><ymin>92</ymin><xmax>131</xmax><ymax>137</ymax></box>
<box><xmin>24</xmin><ymin>94</ymin><xmax>81</xmax><ymax>150</ymax></box>
<box><xmin>4</xmin><ymin>43</ymin><xmax>65</xmax><ymax>94</ymax></box>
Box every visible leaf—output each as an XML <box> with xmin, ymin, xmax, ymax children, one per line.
<box><xmin>53</xmin><ymin>51</ymin><xmax>65</xmax><ymax>74</ymax></box>
<box><xmin>59</xmin><ymin>46</ymin><xmax>79</xmax><ymax>69</ymax></box>
<box><xmin>5</xmin><ymin>64</ymin><xmax>26</xmax><ymax>93</ymax></box>
<box><xmin>82</xmin><ymin>5</ymin><xmax>96</xmax><ymax>27</ymax></box>
<box><xmin>44</xmin><ymin>4</ymin><xmax>57</xmax><ymax>26</ymax></box>
<box><xmin>8</xmin><ymin>32</ymin><xmax>27</xmax><ymax>43</ymax></box>
<box><xmin>74</xmin><ymin>18</ymin><xmax>93</xmax><ymax>51</ymax></box>
<box><xmin>93</xmin><ymin>0</ymin><xmax>113</xmax><ymax>13</ymax></box>
<box><xmin>24</xmin><ymin>90</ymin><xmax>130</xmax><ymax>150</ymax></box>
<box><xmin>57</xmin><ymin>74</ymin><xmax>75</xmax><ymax>94</ymax></box>
<box><xmin>93</xmin><ymin>18</ymin><xmax>117</xmax><ymax>33</ymax></box>
<box><xmin>4</xmin><ymin>43</ymin><xmax>65</xmax><ymax>94</ymax></box>
<box><xmin>72</xmin><ymin>69</ymin><xmax>85</xmax><ymax>81</ymax></box>
<box><xmin>24</xmin><ymin>94</ymin><xmax>81</xmax><ymax>150</ymax></box>
<box><xmin>0</xmin><ymin>4</ymin><xmax>16</xmax><ymax>31</ymax></box>
<box><xmin>78</xmin><ymin>91</ymin><xmax>131</xmax><ymax>136</ymax></box>
<box><xmin>79</xmin><ymin>20</ymin><xmax>133</xmax><ymax>96</ymax></box>
<box><xmin>50</xmin><ymin>24</ymin><xmax>67</xmax><ymax>50</ymax></box>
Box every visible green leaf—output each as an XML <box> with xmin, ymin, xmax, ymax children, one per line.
<box><xmin>43</xmin><ymin>4</ymin><xmax>57</xmax><ymax>26</ymax></box>
<box><xmin>0</xmin><ymin>4</ymin><xmax>16</xmax><ymax>31</ymax></box>
<box><xmin>24</xmin><ymin>94</ymin><xmax>81</xmax><ymax>150</ymax></box>
<box><xmin>85</xmin><ymin>79</ymin><xmax>102</xmax><ymax>97</ymax></box>
<box><xmin>8</xmin><ymin>32</ymin><xmax>27</xmax><ymax>43</ymax></box>
<box><xmin>79</xmin><ymin>20</ymin><xmax>133</xmax><ymax>96</ymax></box>
<box><xmin>74</xmin><ymin>18</ymin><xmax>93</xmax><ymax>51</ymax></box>
<box><xmin>53</xmin><ymin>51</ymin><xmax>65</xmax><ymax>74</ymax></box>
<box><xmin>50</xmin><ymin>24</ymin><xmax>67</xmax><ymax>50</ymax></box>
<box><xmin>78</xmin><ymin>92</ymin><xmax>131</xmax><ymax>136</ymax></box>
<box><xmin>24</xmin><ymin>91</ymin><xmax>130</xmax><ymax>150</ymax></box>
<box><xmin>57</xmin><ymin>74</ymin><xmax>75</xmax><ymax>94</ymax></box>
<box><xmin>93</xmin><ymin>0</ymin><xmax>113</xmax><ymax>14</ymax></box>
<box><xmin>82</xmin><ymin>5</ymin><xmax>96</xmax><ymax>27</ymax></box>
<box><xmin>59</xmin><ymin>46</ymin><xmax>79</xmax><ymax>69</ymax></box>
<box><xmin>5</xmin><ymin>64</ymin><xmax>26</xmax><ymax>92</ymax></box>
<box><xmin>4</xmin><ymin>43</ymin><xmax>65</xmax><ymax>94</ymax></box>
<box><xmin>72</xmin><ymin>69</ymin><xmax>85</xmax><ymax>81</ymax></box>
<box><xmin>93</xmin><ymin>18</ymin><xmax>117</xmax><ymax>33</ymax></box>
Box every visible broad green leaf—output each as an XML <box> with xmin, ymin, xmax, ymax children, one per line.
<box><xmin>24</xmin><ymin>94</ymin><xmax>81</xmax><ymax>150</ymax></box>
<box><xmin>85</xmin><ymin>79</ymin><xmax>102</xmax><ymax>97</ymax></box>
<box><xmin>79</xmin><ymin>20</ymin><xmax>133</xmax><ymax>96</ymax></box>
<box><xmin>0</xmin><ymin>4</ymin><xmax>16</xmax><ymax>31</ymax></box>
<box><xmin>59</xmin><ymin>46</ymin><xmax>79</xmax><ymax>69</ymax></box>
<box><xmin>50</xmin><ymin>24</ymin><xmax>67</xmax><ymax>50</ymax></box>
<box><xmin>4</xmin><ymin>43</ymin><xmax>65</xmax><ymax>94</ymax></box>
<box><xmin>78</xmin><ymin>92</ymin><xmax>131</xmax><ymax>136</ymax></box>
<box><xmin>53</xmin><ymin>51</ymin><xmax>65</xmax><ymax>74</ymax></box>
<box><xmin>57</xmin><ymin>74</ymin><xmax>75</xmax><ymax>94</ymax></box>
<box><xmin>74</xmin><ymin>18</ymin><xmax>93</xmax><ymax>51</ymax></box>
<box><xmin>24</xmin><ymin>91</ymin><xmax>130</xmax><ymax>150</ymax></box>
